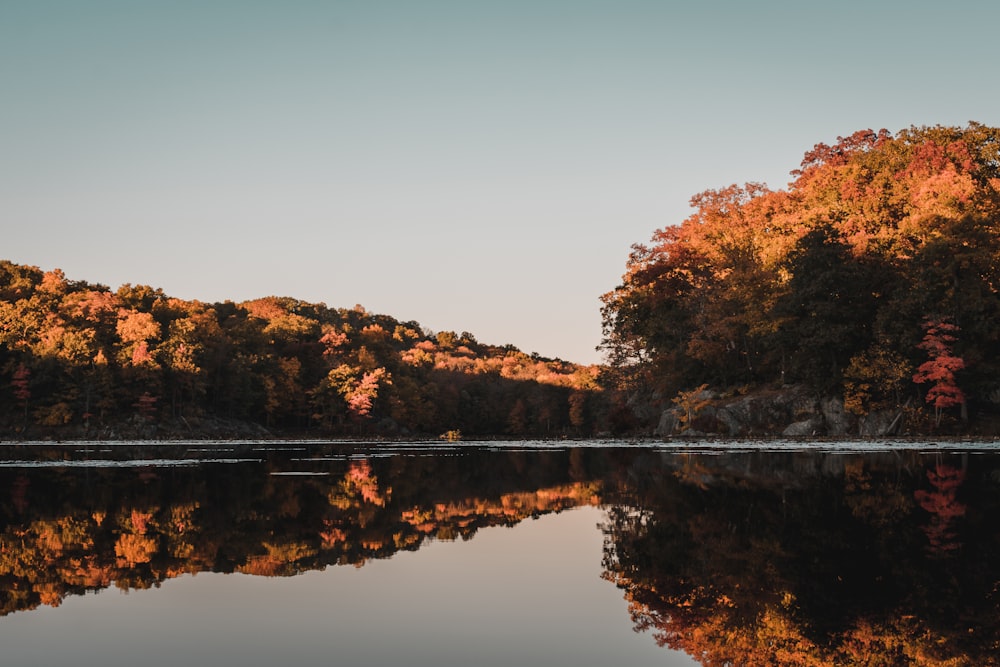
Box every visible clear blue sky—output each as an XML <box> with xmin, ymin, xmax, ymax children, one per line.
<box><xmin>2</xmin><ymin>1</ymin><xmax>997</xmax><ymax>364</ymax></box>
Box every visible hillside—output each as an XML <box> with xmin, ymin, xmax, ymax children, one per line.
<box><xmin>601</xmin><ymin>122</ymin><xmax>1000</xmax><ymax>434</ymax></box>
<box><xmin>0</xmin><ymin>262</ymin><xmax>607</xmax><ymax>439</ymax></box>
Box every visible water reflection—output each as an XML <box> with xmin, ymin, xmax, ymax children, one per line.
<box><xmin>601</xmin><ymin>450</ymin><xmax>1000</xmax><ymax>666</ymax></box>
<box><xmin>0</xmin><ymin>445</ymin><xmax>603</xmax><ymax>602</ymax></box>
<box><xmin>0</xmin><ymin>443</ymin><xmax>998</xmax><ymax>665</ymax></box>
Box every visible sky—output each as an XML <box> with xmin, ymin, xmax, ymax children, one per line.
<box><xmin>2</xmin><ymin>1</ymin><xmax>999</xmax><ymax>365</ymax></box>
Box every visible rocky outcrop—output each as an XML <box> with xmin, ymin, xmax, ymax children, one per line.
<box><xmin>820</xmin><ymin>398</ymin><xmax>852</xmax><ymax>436</ymax></box>
<box><xmin>782</xmin><ymin>417</ymin><xmax>824</xmax><ymax>437</ymax></box>
<box><xmin>83</xmin><ymin>415</ymin><xmax>274</xmax><ymax>441</ymax></box>
<box><xmin>655</xmin><ymin>386</ymin><xmax>906</xmax><ymax>438</ymax></box>
<box><xmin>656</xmin><ymin>387</ymin><xmax>816</xmax><ymax>437</ymax></box>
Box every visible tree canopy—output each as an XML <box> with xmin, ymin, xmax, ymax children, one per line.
<box><xmin>0</xmin><ymin>263</ymin><xmax>606</xmax><ymax>438</ymax></box>
<box><xmin>601</xmin><ymin>122</ymin><xmax>1000</xmax><ymax>429</ymax></box>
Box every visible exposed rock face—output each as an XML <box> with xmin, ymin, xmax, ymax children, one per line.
<box><xmin>857</xmin><ymin>409</ymin><xmax>903</xmax><ymax>437</ymax></box>
<box><xmin>718</xmin><ymin>390</ymin><xmax>817</xmax><ymax>436</ymax></box>
<box><xmin>820</xmin><ymin>398</ymin><xmax>852</xmax><ymax>436</ymax></box>
<box><xmin>782</xmin><ymin>417</ymin><xmax>824</xmax><ymax>437</ymax></box>
<box><xmin>655</xmin><ymin>410</ymin><xmax>680</xmax><ymax>437</ymax></box>
<box><xmin>656</xmin><ymin>386</ymin><xmax>880</xmax><ymax>438</ymax></box>
<box><xmin>95</xmin><ymin>415</ymin><xmax>273</xmax><ymax>441</ymax></box>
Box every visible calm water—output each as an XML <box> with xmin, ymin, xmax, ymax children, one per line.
<box><xmin>0</xmin><ymin>439</ymin><xmax>997</xmax><ymax>666</ymax></box>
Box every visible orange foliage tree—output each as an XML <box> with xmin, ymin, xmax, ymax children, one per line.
<box><xmin>0</xmin><ymin>260</ymin><xmax>607</xmax><ymax>436</ymax></box>
<box><xmin>601</xmin><ymin>122</ymin><xmax>1000</xmax><ymax>430</ymax></box>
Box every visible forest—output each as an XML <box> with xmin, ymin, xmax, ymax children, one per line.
<box><xmin>8</xmin><ymin>122</ymin><xmax>1000</xmax><ymax>439</ymax></box>
<box><xmin>0</xmin><ymin>263</ymin><xmax>608</xmax><ymax>439</ymax></box>
<box><xmin>601</xmin><ymin>122</ymin><xmax>1000</xmax><ymax>431</ymax></box>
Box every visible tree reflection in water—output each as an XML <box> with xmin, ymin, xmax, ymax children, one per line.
<box><xmin>0</xmin><ymin>443</ymin><xmax>998</xmax><ymax>665</ymax></box>
<box><xmin>601</xmin><ymin>450</ymin><xmax>1000</xmax><ymax>666</ymax></box>
<box><xmin>0</xmin><ymin>444</ymin><xmax>604</xmax><ymax>613</ymax></box>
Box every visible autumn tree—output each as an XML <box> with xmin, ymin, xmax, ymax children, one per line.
<box><xmin>0</xmin><ymin>260</ymin><xmax>605</xmax><ymax>437</ymax></box>
<box><xmin>773</xmin><ymin>225</ymin><xmax>882</xmax><ymax>391</ymax></box>
<box><xmin>912</xmin><ymin>318</ymin><xmax>966</xmax><ymax>426</ymax></box>
<box><xmin>600</xmin><ymin>225</ymin><xmax>712</xmax><ymax>394</ymax></box>
<box><xmin>602</xmin><ymin>122</ymin><xmax>1000</xmax><ymax>431</ymax></box>
<box><xmin>670</xmin><ymin>384</ymin><xmax>712</xmax><ymax>433</ymax></box>
<box><xmin>842</xmin><ymin>344</ymin><xmax>912</xmax><ymax>418</ymax></box>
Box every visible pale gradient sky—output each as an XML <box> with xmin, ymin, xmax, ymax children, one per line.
<box><xmin>2</xmin><ymin>1</ymin><xmax>998</xmax><ymax>364</ymax></box>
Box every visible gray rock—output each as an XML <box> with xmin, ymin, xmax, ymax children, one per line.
<box><xmin>654</xmin><ymin>409</ymin><xmax>681</xmax><ymax>437</ymax></box>
<box><xmin>820</xmin><ymin>397</ymin><xmax>854</xmax><ymax>436</ymax></box>
<box><xmin>782</xmin><ymin>417</ymin><xmax>823</xmax><ymax>437</ymax></box>
<box><xmin>858</xmin><ymin>409</ymin><xmax>902</xmax><ymax>436</ymax></box>
<box><xmin>715</xmin><ymin>406</ymin><xmax>745</xmax><ymax>436</ymax></box>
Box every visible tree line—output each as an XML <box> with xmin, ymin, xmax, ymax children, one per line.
<box><xmin>0</xmin><ymin>262</ymin><xmax>609</xmax><ymax>438</ymax></box>
<box><xmin>601</xmin><ymin>122</ymin><xmax>1000</xmax><ymax>430</ymax></box>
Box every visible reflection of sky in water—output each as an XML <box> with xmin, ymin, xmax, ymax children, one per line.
<box><xmin>0</xmin><ymin>506</ymin><xmax>698</xmax><ymax>667</ymax></box>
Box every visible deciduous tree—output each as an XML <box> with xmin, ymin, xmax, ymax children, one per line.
<box><xmin>912</xmin><ymin>318</ymin><xmax>965</xmax><ymax>426</ymax></box>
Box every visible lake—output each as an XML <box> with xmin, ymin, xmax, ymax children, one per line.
<box><xmin>0</xmin><ymin>439</ymin><xmax>997</xmax><ymax>666</ymax></box>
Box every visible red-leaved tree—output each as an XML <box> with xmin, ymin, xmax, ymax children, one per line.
<box><xmin>912</xmin><ymin>318</ymin><xmax>965</xmax><ymax>426</ymax></box>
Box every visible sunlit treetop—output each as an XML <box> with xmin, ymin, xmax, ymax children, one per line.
<box><xmin>602</xmin><ymin>122</ymin><xmax>1000</xmax><ymax>426</ymax></box>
